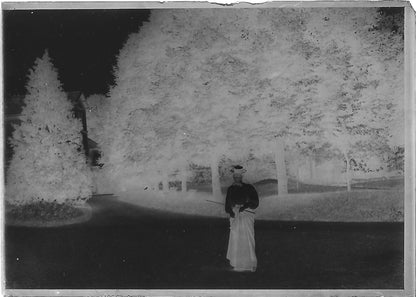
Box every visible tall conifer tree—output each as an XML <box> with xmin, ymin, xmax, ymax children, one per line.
<box><xmin>6</xmin><ymin>51</ymin><xmax>93</xmax><ymax>205</ymax></box>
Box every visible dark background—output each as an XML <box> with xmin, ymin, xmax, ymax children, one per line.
<box><xmin>3</xmin><ymin>9</ymin><xmax>150</xmax><ymax>97</ymax></box>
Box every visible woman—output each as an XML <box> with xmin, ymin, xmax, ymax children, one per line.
<box><xmin>225</xmin><ymin>165</ymin><xmax>259</xmax><ymax>272</ymax></box>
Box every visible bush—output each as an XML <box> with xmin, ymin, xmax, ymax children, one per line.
<box><xmin>6</xmin><ymin>200</ymin><xmax>84</xmax><ymax>222</ymax></box>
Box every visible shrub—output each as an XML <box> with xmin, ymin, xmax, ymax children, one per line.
<box><xmin>6</xmin><ymin>200</ymin><xmax>84</xmax><ymax>222</ymax></box>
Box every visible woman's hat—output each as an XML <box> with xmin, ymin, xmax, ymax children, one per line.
<box><xmin>231</xmin><ymin>165</ymin><xmax>246</xmax><ymax>174</ymax></box>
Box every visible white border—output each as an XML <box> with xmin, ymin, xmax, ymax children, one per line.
<box><xmin>1</xmin><ymin>0</ymin><xmax>412</xmax><ymax>9</ymax></box>
<box><xmin>404</xmin><ymin>5</ymin><xmax>416</xmax><ymax>297</ymax></box>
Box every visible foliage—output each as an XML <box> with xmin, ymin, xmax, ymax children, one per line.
<box><xmin>296</xmin><ymin>8</ymin><xmax>404</xmax><ymax>178</ymax></box>
<box><xmin>188</xmin><ymin>164</ymin><xmax>212</xmax><ymax>185</ymax></box>
<box><xmin>374</xmin><ymin>8</ymin><xmax>404</xmax><ymax>49</ymax></box>
<box><xmin>6</xmin><ymin>51</ymin><xmax>93</xmax><ymax>205</ymax></box>
<box><xmin>100</xmin><ymin>8</ymin><xmax>404</xmax><ymax>187</ymax></box>
<box><xmin>386</xmin><ymin>146</ymin><xmax>404</xmax><ymax>172</ymax></box>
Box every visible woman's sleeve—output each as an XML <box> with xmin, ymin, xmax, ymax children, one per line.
<box><xmin>247</xmin><ymin>185</ymin><xmax>259</xmax><ymax>209</ymax></box>
<box><xmin>225</xmin><ymin>187</ymin><xmax>233</xmax><ymax>215</ymax></box>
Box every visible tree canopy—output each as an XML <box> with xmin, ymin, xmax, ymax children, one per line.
<box><xmin>98</xmin><ymin>8</ymin><xmax>404</xmax><ymax>188</ymax></box>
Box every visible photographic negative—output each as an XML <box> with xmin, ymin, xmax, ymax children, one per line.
<box><xmin>2</xmin><ymin>2</ymin><xmax>414</xmax><ymax>296</ymax></box>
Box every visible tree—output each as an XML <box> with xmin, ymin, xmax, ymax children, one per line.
<box><xmin>99</xmin><ymin>12</ymin><xmax>198</xmax><ymax>190</ymax></box>
<box><xmin>299</xmin><ymin>8</ymin><xmax>404</xmax><ymax>190</ymax></box>
<box><xmin>6</xmin><ymin>51</ymin><xmax>93</xmax><ymax>205</ymax></box>
<box><xmin>101</xmin><ymin>8</ymin><xmax>403</xmax><ymax>195</ymax></box>
<box><xmin>227</xmin><ymin>9</ymin><xmax>314</xmax><ymax>194</ymax></box>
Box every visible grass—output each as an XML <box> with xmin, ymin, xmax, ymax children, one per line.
<box><xmin>117</xmin><ymin>182</ymin><xmax>404</xmax><ymax>222</ymax></box>
<box><xmin>187</xmin><ymin>176</ymin><xmax>404</xmax><ymax>198</ymax></box>
<box><xmin>258</xmin><ymin>189</ymin><xmax>404</xmax><ymax>222</ymax></box>
<box><xmin>5</xmin><ymin>195</ymin><xmax>404</xmax><ymax>289</ymax></box>
<box><xmin>352</xmin><ymin>177</ymin><xmax>404</xmax><ymax>189</ymax></box>
<box><xmin>6</xmin><ymin>177</ymin><xmax>403</xmax><ymax>224</ymax></box>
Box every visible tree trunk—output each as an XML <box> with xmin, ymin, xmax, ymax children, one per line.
<box><xmin>309</xmin><ymin>156</ymin><xmax>316</xmax><ymax>181</ymax></box>
<box><xmin>296</xmin><ymin>167</ymin><xmax>300</xmax><ymax>191</ymax></box>
<box><xmin>274</xmin><ymin>138</ymin><xmax>288</xmax><ymax>195</ymax></box>
<box><xmin>149</xmin><ymin>171</ymin><xmax>159</xmax><ymax>191</ymax></box>
<box><xmin>153</xmin><ymin>169</ymin><xmax>162</xmax><ymax>191</ymax></box>
<box><xmin>344</xmin><ymin>152</ymin><xmax>351</xmax><ymax>192</ymax></box>
<box><xmin>162</xmin><ymin>171</ymin><xmax>169</xmax><ymax>192</ymax></box>
<box><xmin>211</xmin><ymin>153</ymin><xmax>222</xmax><ymax>200</ymax></box>
<box><xmin>181</xmin><ymin>162</ymin><xmax>187</xmax><ymax>193</ymax></box>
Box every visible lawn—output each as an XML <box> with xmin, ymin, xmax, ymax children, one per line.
<box><xmin>116</xmin><ymin>177</ymin><xmax>404</xmax><ymax>222</ymax></box>
<box><xmin>188</xmin><ymin>176</ymin><xmax>404</xmax><ymax>197</ymax></box>
<box><xmin>5</xmin><ymin>194</ymin><xmax>404</xmax><ymax>289</ymax></box>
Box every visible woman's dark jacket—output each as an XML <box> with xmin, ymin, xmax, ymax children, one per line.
<box><xmin>225</xmin><ymin>183</ymin><xmax>259</xmax><ymax>217</ymax></box>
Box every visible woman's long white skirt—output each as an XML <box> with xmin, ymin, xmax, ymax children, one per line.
<box><xmin>226</xmin><ymin>206</ymin><xmax>257</xmax><ymax>272</ymax></box>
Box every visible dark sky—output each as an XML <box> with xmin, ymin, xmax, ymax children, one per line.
<box><xmin>3</xmin><ymin>9</ymin><xmax>150</xmax><ymax>97</ymax></box>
